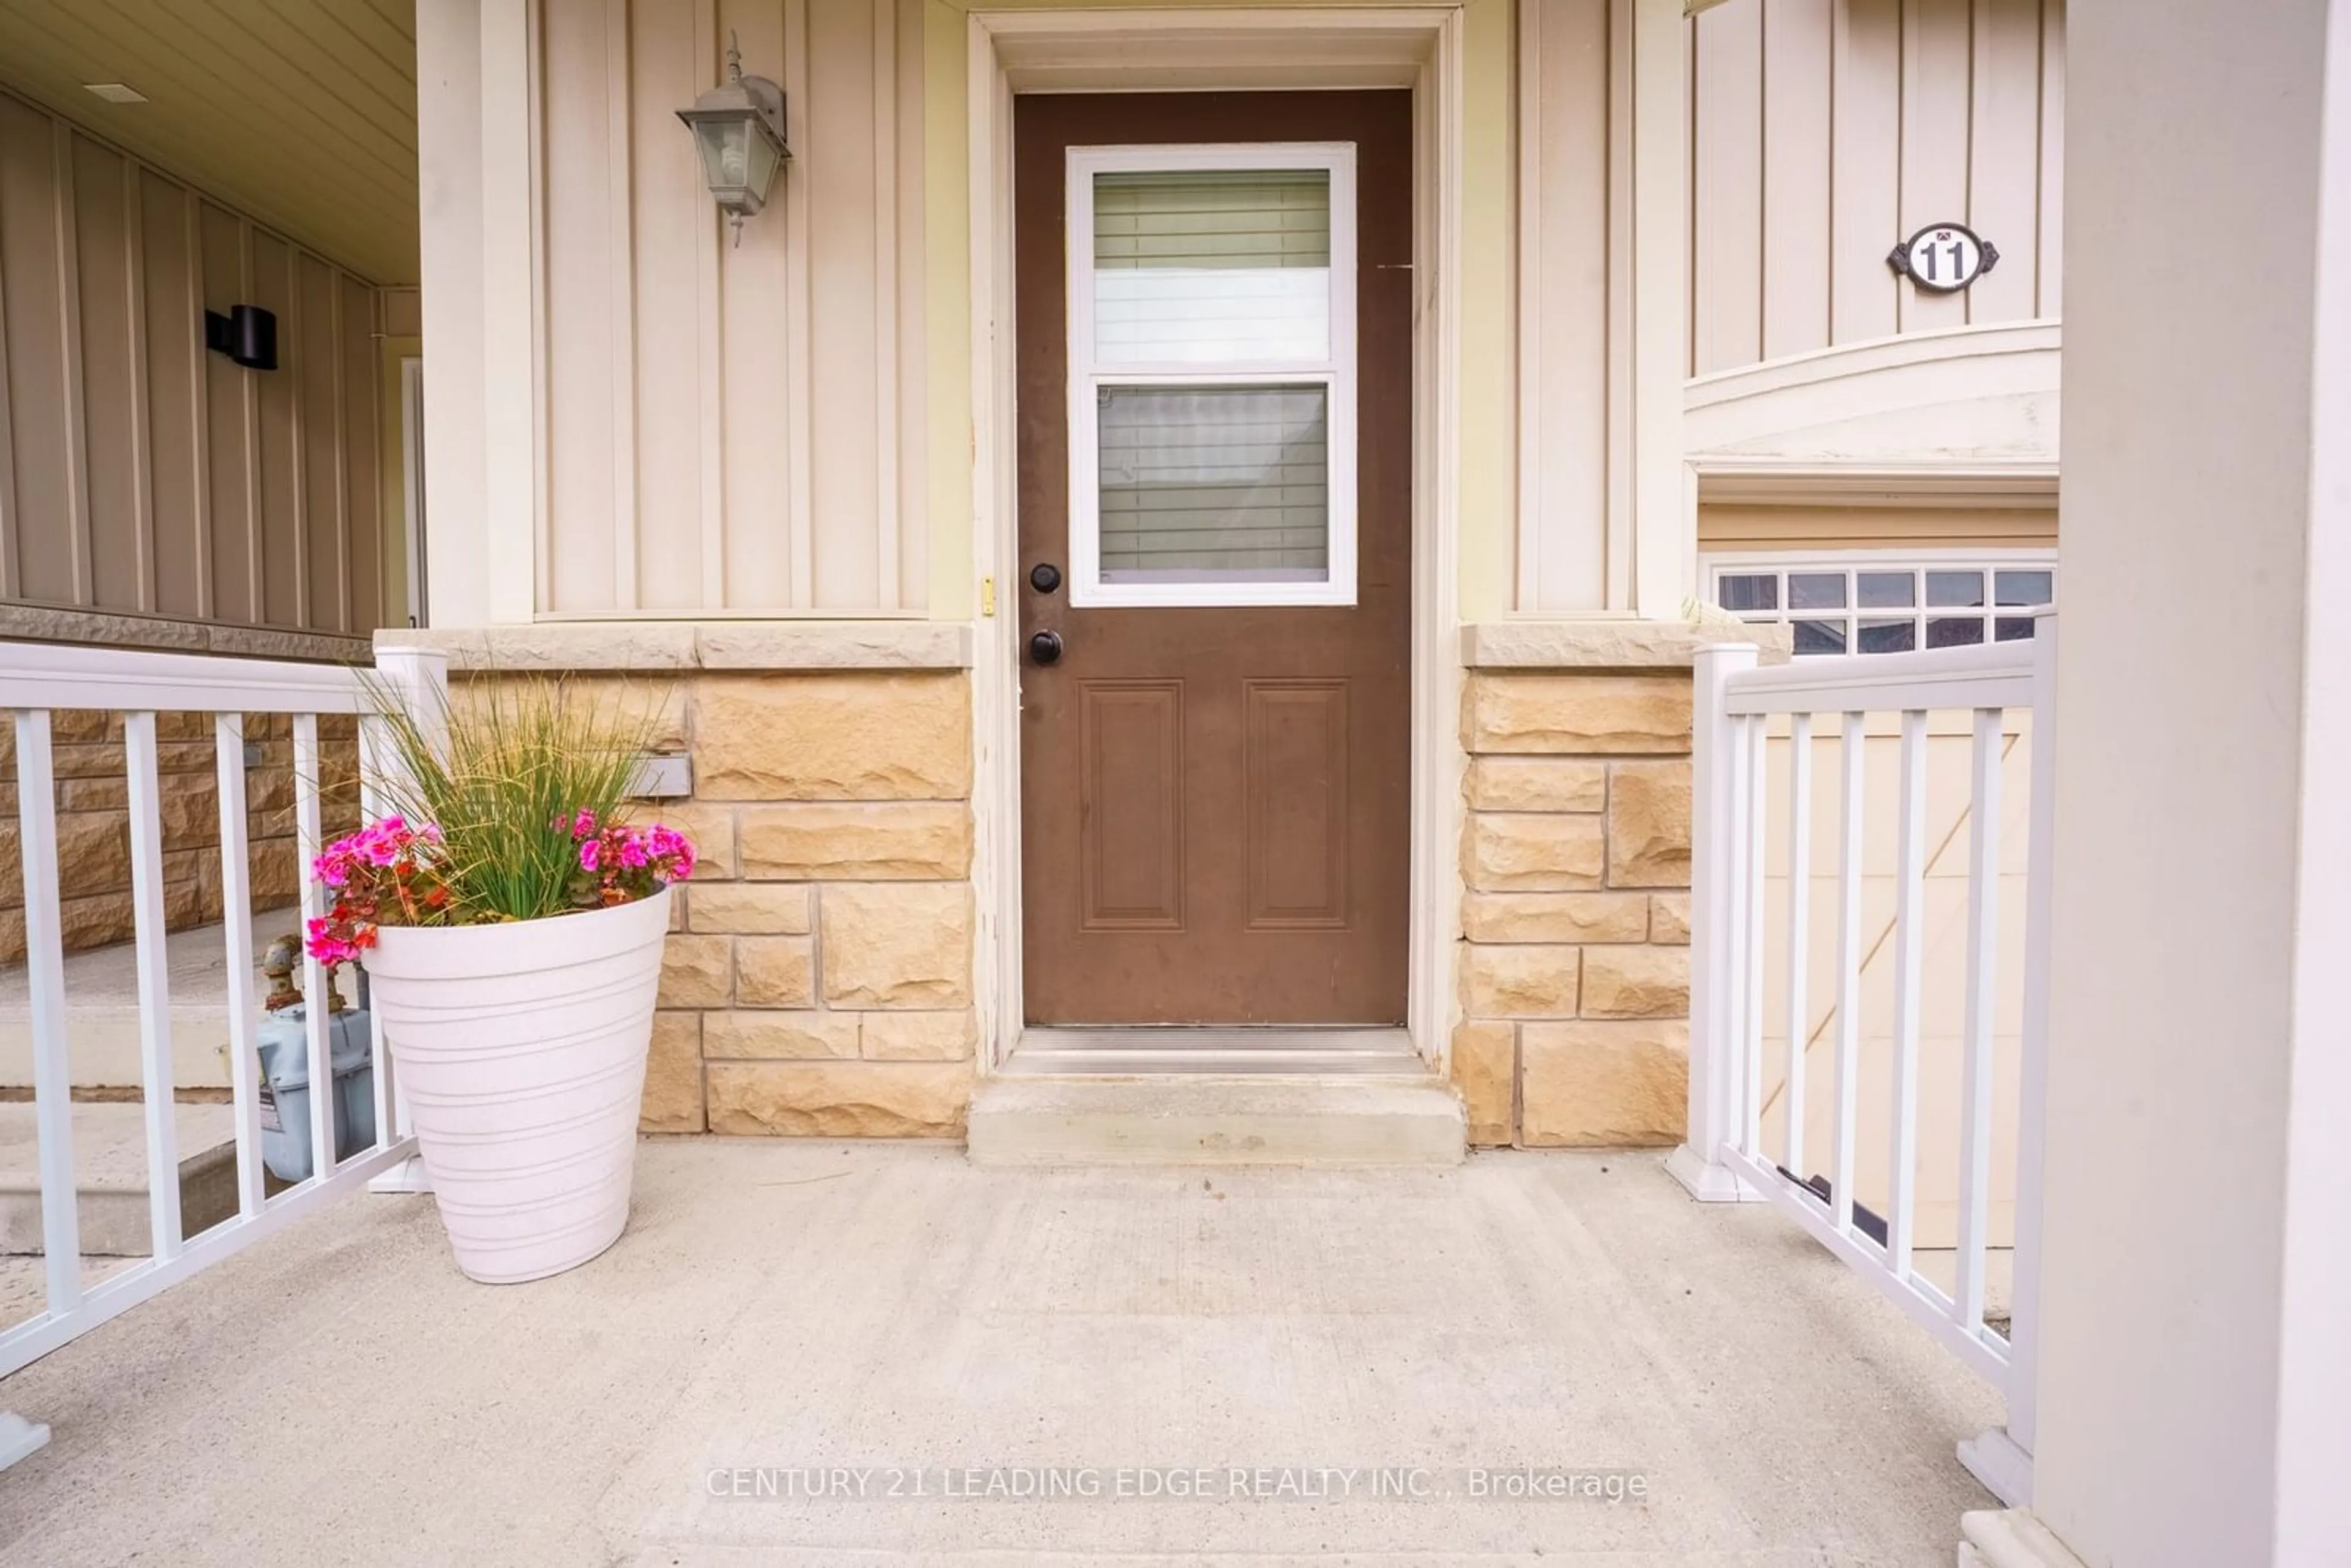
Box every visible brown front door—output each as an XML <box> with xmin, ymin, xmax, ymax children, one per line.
<box><xmin>1015</xmin><ymin>91</ymin><xmax>1412</xmax><ymax>1026</ymax></box>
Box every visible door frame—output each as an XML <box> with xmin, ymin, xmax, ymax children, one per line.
<box><xmin>967</xmin><ymin>6</ymin><xmax>1468</xmax><ymax>1073</ymax></box>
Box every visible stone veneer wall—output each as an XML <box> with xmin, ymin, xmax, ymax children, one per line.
<box><xmin>1449</xmin><ymin>670</ymin><xmax>1694</xmax><ymax>1147</ymax></box>
<box><xmin>0</xmin><ymin>711</ymin><xmax>361</xmax><ymax>968</ymax></box>
<box><xmin>482</xmin><ymin>669</ymin><xmax>980</xmax><ymax>1141</ymax></box>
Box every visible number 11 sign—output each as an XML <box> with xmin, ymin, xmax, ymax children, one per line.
<box><xmin>1888</xmin><ymin>223</ymin><xmax>1999</xmax><ymax>293</ymax></box>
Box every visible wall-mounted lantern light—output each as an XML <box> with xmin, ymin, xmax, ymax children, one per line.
<box><xmin>677</xmin><ymin>34</ymin><xmax>789</xmax><ymax>245</ymax></box>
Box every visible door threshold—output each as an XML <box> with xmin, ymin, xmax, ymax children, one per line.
<box><xmin>1002</xmin><ymin>1026</ymin><xmax>1423</xmax><ymax>1078</ymax></box>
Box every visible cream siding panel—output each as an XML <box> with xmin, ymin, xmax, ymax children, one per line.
<box><xmin>1829</xmin><ymin>0</ymin><xmax>1904</xmax><ymax>343</ymax></box>
<box><xmin>629</xmin><ymin>0</ymin><xmax>714</xmax><ymax>612</ymax></box>
<box><xmin>1517</xmin><ymin>0</ymin><xmax>1618</xmax><ymax>613</ymax></box>
<box><xmin>1697</xmin><ymin>0</ymin><xmax>2063</xmax><ymax>375</ymax></box>
<box><xmin>198</xmin><ymin>201</ymin><xmax>258</xmax><ymax>626</ymax></box>
<box><xmin>141</xmin><ymin>172</ymin><xmax>205</xmax><ymax>620</ymax></box>
<box><xmin>1691</xmin><ymin>1</ymin><xmax>1763</xmax><ymax>374</ymax></box>
<box><xmin>1965</xmin><ymin>0</ymin><xmax>2042</xmax><ymax>323</ymax></box>
<box><xmin>542</xmin><ymin>0</ymin><xmax>626</xmax><ymax>613</ymax></box>
<box><xmin>0</xmin><ymin>91</ymin><xmax>389</xmax><ymax>637</ymax></box>
<box><xmin>339</xmin><ymin>273</ymin><xmax>384</xmax><ymax>633</ymax></box>
<box><xmin>2036</xmin><ymin>0</ymin><xmax>2064</xmax><ymax>313</ymax></box>
<box><xmin>74</xmin><ymin>135</ymin><xmax>141</xmax><ymax>612</ymax></box>
<box><xmin>717</xmin><ymin>0</ymin><xmax>799</xmax><ymax>610</ymax></box>
<box><xmin>534</xmin><ymin>0</ymin><xmax>921</xmax><ymax>616</ymax></box>
<box><xmin>250</xmin><ymin>232</ymin><xmax>301</xmax><ymax>627</ymax></box>
<box><xmin>1896</xmin><ymin>0</ymin><xmax>1973</xmax><ymax>336</ymax></box>
<box><xmin>0</xmin><ymin>98</ymin><xmax>75</xmax><ymax>604</ymax></box>
<box><xmin>809</xmin><ymin>0</ymin><xmax>884</xmax><ymax>610</ymax></box>
<box><xmin>1761</xmin><ymin>0</ymin><xmax>1834</xmax><ymax>361</ymax></box>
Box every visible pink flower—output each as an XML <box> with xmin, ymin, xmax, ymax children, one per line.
<box><xmin>571</xmin><ymin>809</ymin><xmax>596</xmax><ymax>841</ymax></box>
<box><xmin>579</xmin><ymin>839</ymin><xmax>601</xmax><ymax>872</ymax></box>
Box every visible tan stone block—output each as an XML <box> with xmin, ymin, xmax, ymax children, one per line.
<box><xmin>639</xmin><ymin>1012</ymin><xmax>705</xmax><ymax>1133</ymax></box>
<box><xmin>821</xmin><ymin>883</ymin><xmax>973</xmax><ymax>1008</ymax></box>
<box><xmin>1461</xmin><ymin>672</ymin><xmax>1692</xmax><ymax>755</ymax></box>
<box><xmin>735</xmin><ymin>936</ymin><xmax>816</xmax><ymax>1007</ymax></box>
<box><xmin>1649</xmin><ymin>893</ymin><xmax>1690</xmax><ymax>945</ymax></box>
<box><xmin>1463</xmin><ymin>757</ymin><xmax>1607</xmax><ymax>813</ymax></box>
<box><xmin>702</xmin><ymin>1010</ymin><xmax>860</xmax><ymax>1060</ymax></box>
<box><xmin>706</xmin><ymin>1059</ymin><xmax>973</xmax><ymax>1137</ymax></box>
<box><xmin>693</xmin><ymin>672</ymin><xmax>972</xmax><ymax>801</ymax></box>
<box><xmin>738</xmin><ymin>803</ymin><xmax>971</xmax><ymax>880</ymax></box>
<box><xmin>1520</xmin><ymin>1019</ymin><xmax>1688</xmax><ymax>1147</ymax></box>
<box><xmin>1461</xmin><ymin>943</ymin><xmax>1580</xmax><ymax>1018</ymax></box>
<box><xmin>1607</xmin><ymin>759</ymin><xmax>1692</xmax><ymax>888</ymax></box>
<box><xmin>642</xmin><ymin>800</ymin><xmax>735</xmax><ymax>881</ymax></box>
<box><xmin>59</xmin><ymin>890</ymin><xmax>134</xmax><ymax>950</ymax></box>
<box><xmin>686</xmin><ymin>882</ymin><xmax>812</xmax><ymax>934</ymax></box>
<box><xmin>1461</xmin><ymin>891</ymin><xmax>1649</xmax><ymax>945</ymax></box>
<box><xmin>0</xmin><ymin>907</ymin><xmax>22</xmax><ymax>964</ymax></box>
<box><xmin>861</xmin><ymin>1009</ymin><xmax>977</xmax><ymax>1062</ymax></box>
<box><xmin>657</xmin><ymin>934</ymin><xmax>733</xmax><ymax>1008</ymax></box>
<box><xmin>553</xmin><ymin>676</ymin><xmax>689</xmax><ymax>751</ymax></box>
<box><xmin>51</xmin><ymin>710</ymin><xmax>115</xmax><ymax>744</ymax></box>
<box><xmin>1460</xmin><ymin>813</ymin><xmax>1605</xmax><ymax>891</ymax></box>
<box><xmin>1580</xmin><ymin>945</ymin><xmax>1690</xmax><ymax>1019</ymax></box>
<box><xmin>1450</xmin><ymin>1021</ymin><xmax>1517</xmax><ymax>1146</ymax></box>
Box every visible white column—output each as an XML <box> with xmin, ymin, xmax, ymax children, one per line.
<box><xmin>1670</xmin><ymin>640</ymin><xmax>1761</xmax><ymax>1201</ymax></box>
<box><xmin>476</xmin><ymin>0</ymin><xmax>541</xmax><ymax>625</ymax></box>
<box><xmin>415</xmin><ymin>0</ymin><xmax>539</xmax><ymax>629</ymax></box>
<box><xmin>1978</xmin><ymin>2</ymin><xmax>2351</xmax><ymax>1563</ymax></box>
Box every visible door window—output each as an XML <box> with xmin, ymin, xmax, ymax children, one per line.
<box><xmin>1065</xmin><ymin>144</ymin><xmax>1357</xmax><ymax>606</ymax></box>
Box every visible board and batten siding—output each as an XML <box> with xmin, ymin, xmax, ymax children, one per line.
<box><xmin>537</xmin><ymin>0</ymin><xmax>926</xmax><ymax>616</ymax></box>
<box><xmin>0</xmin><ymin>89</ymin><xmax>390</xmax><ymax>636</ymax></box>
<box><xmin>1689</xmin><ymin>0</ymin><xmax>2065</xmax><ymax>376</ymax></box>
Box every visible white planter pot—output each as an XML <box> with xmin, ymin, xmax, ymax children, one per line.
<box><xmin>361</xmin><ymin>887</ymin><xmax>671</xmax><ymax>1284</ymax></box>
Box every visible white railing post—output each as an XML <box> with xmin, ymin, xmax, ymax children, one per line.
<box><xmin>366</xmin><ymin>643</ymin><xmax>449</xmax><ymax>1196</ymax></box>
<box><xmin>1959</xmin><ymin>608</ymin><xmax>2057</xmax><ymax>1509</ymax></box>
<box><xmin>1671</xmin><ymin>641</ymin><xmax>1763</xmax><ymax>1202</ymax></box>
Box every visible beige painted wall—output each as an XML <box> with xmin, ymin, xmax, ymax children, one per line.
<box><xmin>0</xmin><ymin>88</ymin><xmax>396</xmax><ymax>637</ymax></box>
<box><xmin>1689</xmin><ymin>0</ymin><xmax>2065</xmax><ymax>377</ymax></box>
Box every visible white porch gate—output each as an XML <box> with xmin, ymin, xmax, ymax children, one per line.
<box><xmin>1671</xmin><ymin>613</ymin><xmax>2055</xmax><ymax>1509</ymax></box>
<box><xmin>0</xmin><ymin>641</ymin><xmax>447</xmax><ymax>1469</ymax></box>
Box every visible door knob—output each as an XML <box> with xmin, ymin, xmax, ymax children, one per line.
<box><xmin>1028</xmin><ymin>629</ymin><xmax>1063</xmax><ymax>666</ymax></box>
<box><xmin>1029</xmin><ymin>563</ymin><xmax>1062</xmax><ymax>595</ymax></box>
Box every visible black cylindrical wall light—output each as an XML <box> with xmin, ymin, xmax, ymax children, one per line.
<box><xmin>204</xmin><ymin>304</ymin><xmax>278</xmax><ymax>371</ymax></box>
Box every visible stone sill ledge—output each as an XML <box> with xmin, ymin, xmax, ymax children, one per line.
<box><xmin>1461</xmin><ymin>619</ymin><xmax>1794</xmax><ymax>670</ymax></box>
<box><xmin>1</xmin><ymin>603</ymin><xmax>373</xmax><ymax>665</ymax></box>
<box><xmin>380</xmin><ymin>621</ymin><xmax>973</xmax><ymax>672</ymax></box>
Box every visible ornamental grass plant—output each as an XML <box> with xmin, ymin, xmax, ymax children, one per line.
<box><xmin>304</xmin><ymin>676</ymin><xmax>694</xmax><ymax>963</ymax></box>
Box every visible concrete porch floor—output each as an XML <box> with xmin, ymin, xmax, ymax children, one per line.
<box><xmin>0</xmin><ymin>1141</ymin><xmax>1999</xmax><ymax>1566</ymax></box>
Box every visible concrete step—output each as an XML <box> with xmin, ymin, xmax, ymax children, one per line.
<box><xmin>966</xmin><ymin>1072</ymin><xmax>1466</xmax><ymax>1168</ymax></box>
<box><xmin>0</xmin><ymin>1100</ymin><xmax>242</xmax><ymax>1257</ymax></box>
<box><xmin>1000</xmin><ymin>1026</ymin><xmax>1423</xmax><ymax>1078</ymax></box>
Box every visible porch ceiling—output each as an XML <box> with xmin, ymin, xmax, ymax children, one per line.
<box><xmin>0</xmin><ymin>0</ymin><xmax>418</xmax><ymax>284</ymax></box>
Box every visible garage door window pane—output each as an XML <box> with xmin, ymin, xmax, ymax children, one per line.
<box><xmin>1927</xmin><ymin>569</ymin><xmax>1986</xmax><ymax>608</ymax></box>
<box><xmin>1096</xmin><ymin>384</ymin><xmax>1329</xmax><ymax>584</ymax></box>
<box><xmin>1790</xmin><ymin>573</ymin><xmax>1847</xmax><ymax>610</ymax></box>
<box><xmin>1995</xmin><ymin>569</ymin><xmax>2055</xmax><ymax>607</ymax></box>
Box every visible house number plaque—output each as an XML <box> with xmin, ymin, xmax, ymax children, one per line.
<box><xmin>1888</xmin><ymin>223</ymin><xmax>1998</xmax><ymax>293</ymax></box>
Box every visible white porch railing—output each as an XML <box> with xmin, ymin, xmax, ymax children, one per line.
<box><xmin>0</xmin><ymin>640</ymin><xmax>448</xmax><ymax>1470</ymax></box>
<box><xmin>1670</xmin><ymin>612</ymin><xmax>2055</xmax><ymax>1511</ymax></box>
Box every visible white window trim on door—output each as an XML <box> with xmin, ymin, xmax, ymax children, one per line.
<box><xmin>1063</xmin><ymin>141</ymin><xmax>1359</xmax><ymax>608</ymax></box>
